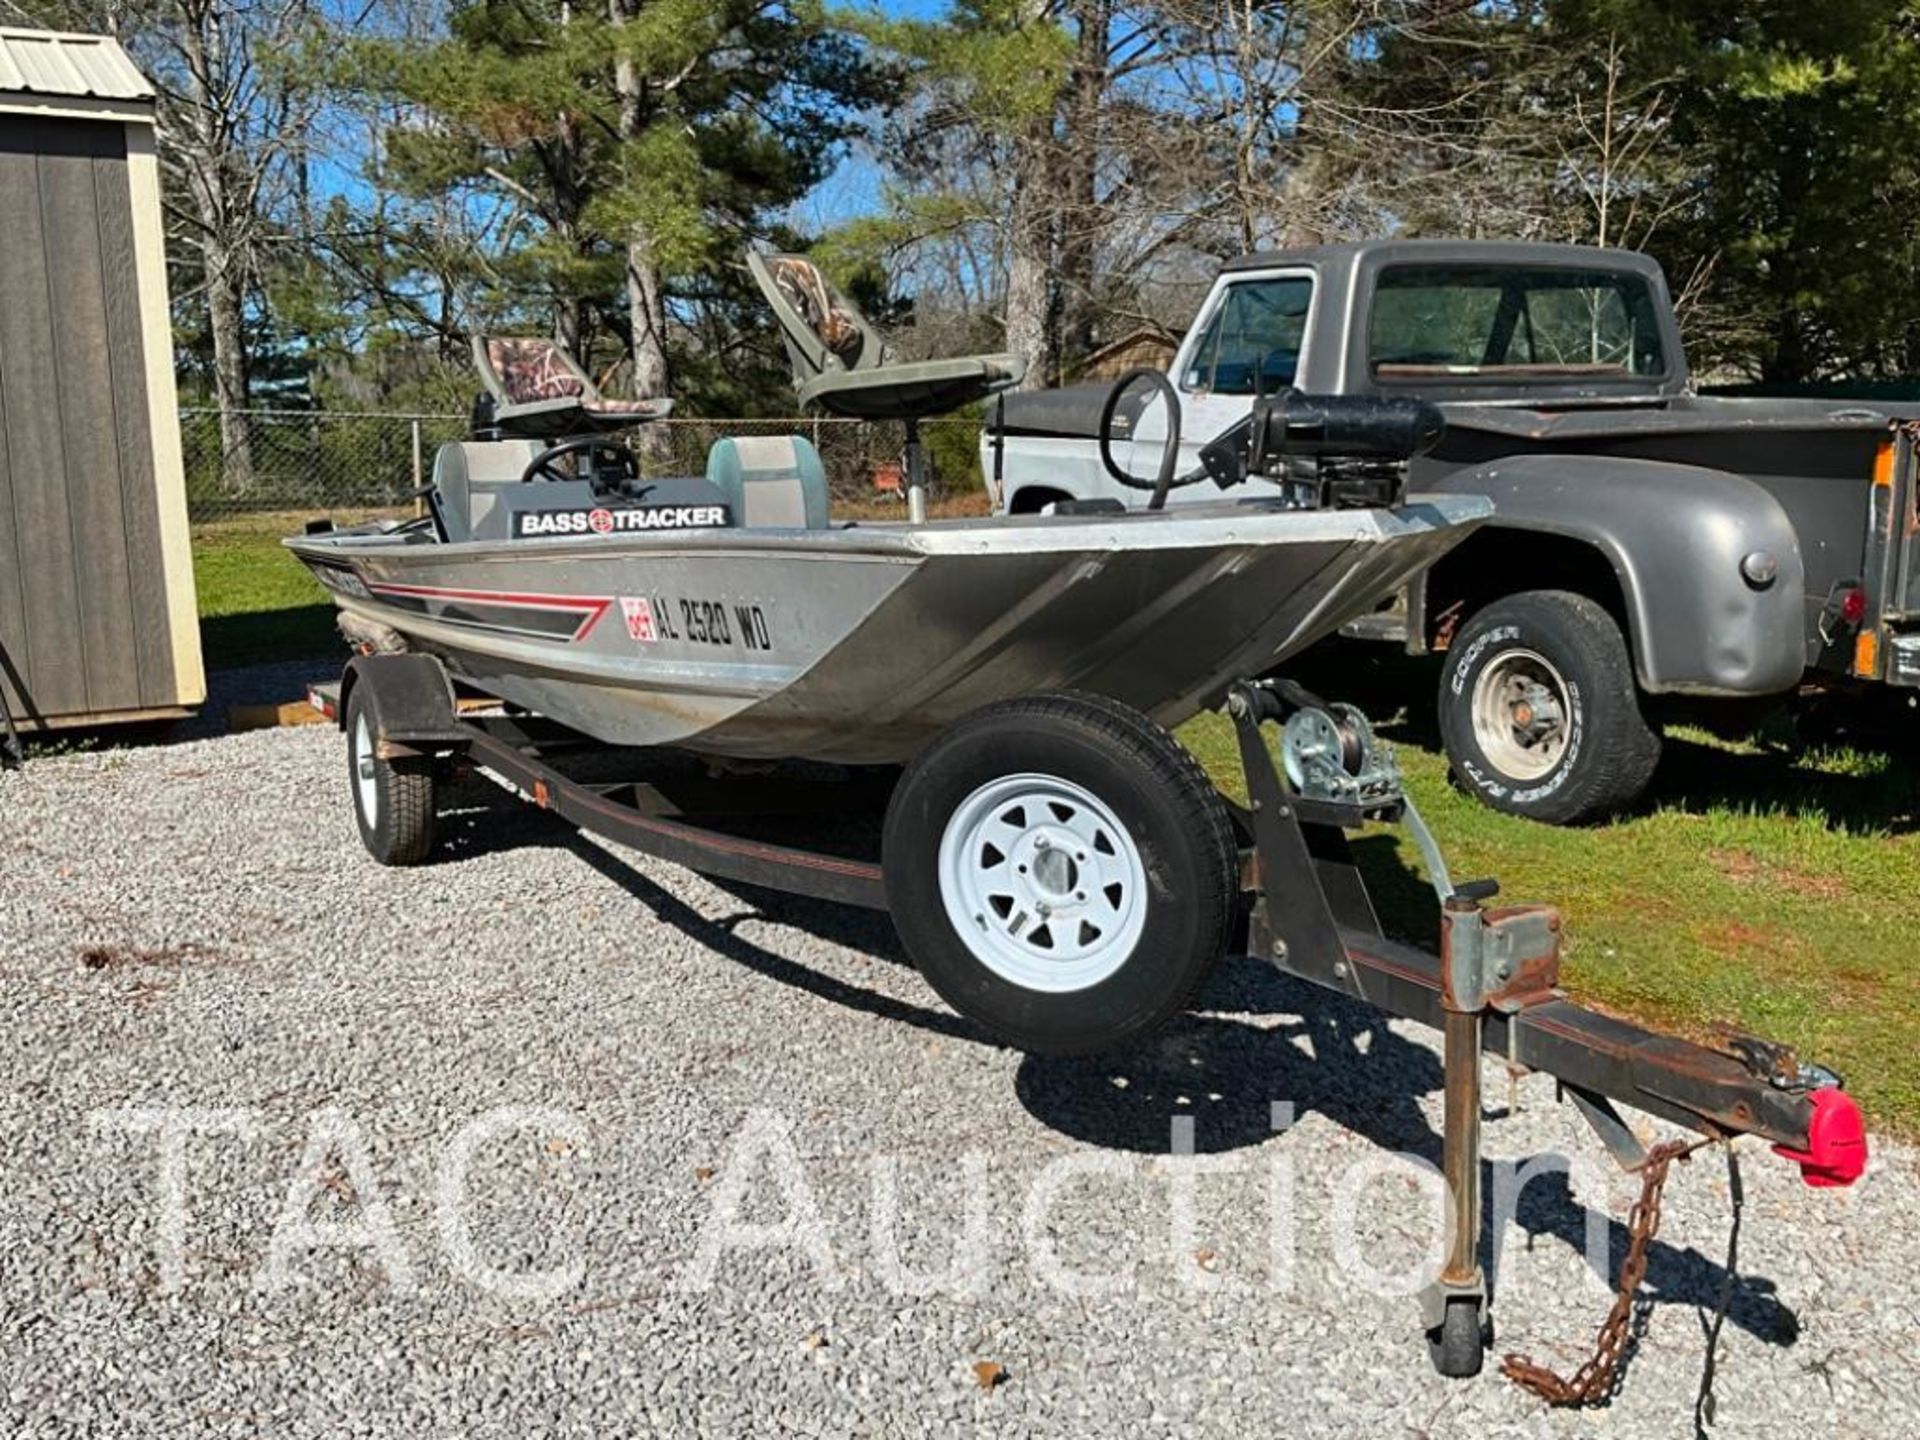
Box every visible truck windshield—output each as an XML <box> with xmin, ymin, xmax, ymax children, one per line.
<box><xmin>1368</xmin><ymin>265</ymin><xmax>1666</xmax><ymax>381</ymax></box>
<box><xmin>1182</xmin><ymin>276</ymin><xmax>1313</xmax><ymax>395</ymax></box>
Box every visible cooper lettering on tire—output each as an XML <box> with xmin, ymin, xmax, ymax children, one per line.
<box><xmin>881</xmin><ymin>693</ymin><xmax>1236</xmax><ymax>1056</ymax></box>
<box><xmin>1436</xmin><ymin>590</ymin><xmax>1660</xmax><ymax>825</ymax></box>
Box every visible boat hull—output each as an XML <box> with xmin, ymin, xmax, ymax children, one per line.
<box><xmin>288</xmin><ymin>499</ymin><xmax>1487</xmax><ymax>762</ymax></box>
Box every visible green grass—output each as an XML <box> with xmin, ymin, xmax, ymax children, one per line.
<box><xmin>193</xmin><ymin>509</ymin><xmax>393</xmax><ymax>669</ymax></box>
<box><xmin>1179</xmin><ymin>646</ymin><xmax>1920</xmax><ymax>1138</ymax></box>
<box><xmin>192</xmin><ymin>521</ymin><xmax>1920</xmax><ymax>1133</ymax></box>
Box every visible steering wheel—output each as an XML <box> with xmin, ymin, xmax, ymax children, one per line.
<box><xmin>520</xmin><ymin>436</ymin><xmax>638</xmax><ymax>488</ymax></box>
<box><xmin>1098</xmin><ymin>367</ymin><xmax>1184</xmax><ymax>512</ymax></box>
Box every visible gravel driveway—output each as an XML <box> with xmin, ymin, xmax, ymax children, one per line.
<box><xmin>1</xmin><ymin>721</ymin><xmax>1913</xmax><ymax>1437</ymax></box>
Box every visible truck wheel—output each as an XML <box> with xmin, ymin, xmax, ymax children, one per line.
<box><xmin>1438</xmin><ymin>591</ymin><xmax>1660</xmax><ymax>825</ymax></box>
<box><xmin>346</xmin><ymin>688</ymin><xmax>439</xmax><ymax>866</ymax></box>
<box><xmin>882</xmin><ymin>694</ymin><xmax>1237</xmax><ymax>1056</ymax></box>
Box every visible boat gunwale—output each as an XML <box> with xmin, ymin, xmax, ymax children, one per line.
<box><xmin>283</xmin><ymin>494</ymin><xmax>1492</xmax><ymax>565</ymax></box>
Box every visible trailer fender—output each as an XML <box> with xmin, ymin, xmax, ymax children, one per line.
<box><xmin>1433</xmin><ymin>454</ymin><xmax>1806</xmax><ymax>695</ymax></box>
<box><xmin>338</xmin><ymin>653</ymin><xmax>467</xmax><ymax>755</ymax></box>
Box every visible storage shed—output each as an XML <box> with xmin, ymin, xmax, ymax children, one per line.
<box><xmin>0</xmin><ymin>28</ymin><xmax>203</xmax><ymax>734</ymax></box>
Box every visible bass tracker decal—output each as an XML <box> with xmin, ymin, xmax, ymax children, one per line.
<box><xmin>513</xmin><ymin>503</ymin><xmax>731</xmax><ymax>538</ymax></box>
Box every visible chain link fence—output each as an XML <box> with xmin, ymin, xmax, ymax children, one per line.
<box><xmin>182</xmin><ymin>408</ymin><xmax>990</xmax><ymax>528</ymax></box>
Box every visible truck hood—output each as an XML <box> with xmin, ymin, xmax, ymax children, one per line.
<box><xmin>994</xmin><ymin>381</ymin><xmax>1155</xmax><ymax>440</ymax></box>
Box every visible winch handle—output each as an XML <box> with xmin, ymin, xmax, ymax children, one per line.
<box><xmin>1229</xmin><ymin>677</ymin><xmax>1330</xmax><ymax>724</ymax></box>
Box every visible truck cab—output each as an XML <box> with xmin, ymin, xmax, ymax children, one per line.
<box><xmin>988</xmin><ymin>240</ymin><xmax>1917</xmax><ymax>823</ymax></box>
<box><xmin>991</xmin><ymin>241</ymin><xmax>1688</xmax><ymax>511</ymax></box>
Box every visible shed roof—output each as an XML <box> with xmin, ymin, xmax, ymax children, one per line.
<box><xmin>0</xmin><ymin>28</ymin><xmax>154</xmax><ymax>104</ymax></box>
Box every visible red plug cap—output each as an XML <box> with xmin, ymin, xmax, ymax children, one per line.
<box><xmin>1774</xmin><ymin>1088</ymin><xmax>1868</xmax><ymax>1188</ymax></box>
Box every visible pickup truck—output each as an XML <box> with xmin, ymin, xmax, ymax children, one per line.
<box><xmin>984</xmin><ymin>239</ymin><xmax>1920</xmax><ymax>823</ymax></box>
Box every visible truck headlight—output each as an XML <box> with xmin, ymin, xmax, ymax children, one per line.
<box><xmin>1740</xmin><ymin>550</ymin><xmax>1778</xmax><ymax>588</ymax></box>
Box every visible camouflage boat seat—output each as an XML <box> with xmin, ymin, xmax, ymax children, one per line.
<box><xmin>472</xmin><ymin>335</ymin><xmax>675</xmax><ymax>439</ymax></box>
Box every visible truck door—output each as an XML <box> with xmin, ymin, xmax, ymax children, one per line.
<box><xmin>1131</xmin><ymin>270</ymin><xmax>1316</xmax><ymax>495</ymax></box>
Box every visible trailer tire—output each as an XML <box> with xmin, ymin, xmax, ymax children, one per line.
<box><xmin>883</xmin><ymin>693</ymin><xmax>1236</xmax><ymax>1056</ymax></box>
<box><xmin>1437</xmin><ymin>590</ymin><xmax>1660</xmax><ymax>825</ymax></box>
<box><xmin>346</xmin><ymin>688</ymin><xmax>438</xmax><ymax>866</ymax></box>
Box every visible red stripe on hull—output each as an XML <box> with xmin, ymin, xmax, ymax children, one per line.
<box><xmin>365</xmin><ymin>581</ymin><xmax>614</xmax><ymax>642</ymax></box>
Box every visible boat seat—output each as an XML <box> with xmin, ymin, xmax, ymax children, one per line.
<box><xmin>745</xmin><ymin>252</ymin><xmax>1025</xmax><ymax>421</ymax></box>
<box><xmin>472</xmin><ymin>335</ymin><xmax>674</xmax><ymax>439</ymax></box>
<box><xmin>706</xmin><ymin>435</ymin><xmax>830</xmax><ymax>529</ymax></box>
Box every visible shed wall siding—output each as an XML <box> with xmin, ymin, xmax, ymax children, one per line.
<box><xmin>0</xmin><ymin>113</ymin><xmax>177</xmax><ymax>722</ymax></box>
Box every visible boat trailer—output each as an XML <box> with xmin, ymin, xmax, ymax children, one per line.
<box><xmin>313</xmin><ymin>655</ymin><xmax>1867</xmax><ymax>1389</ymax></box>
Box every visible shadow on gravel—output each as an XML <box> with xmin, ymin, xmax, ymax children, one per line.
<box><xmin>1015</xmin><ymin>958</ymin><xmax>1796</xmax><ymax>1349</ymax></box>
<box><xmin>430</xmin><ymin>790</ymin><xmax>587</xmax><ymax>863</ymax></box>
<box><xmin>559</xmin><ymin>825</ymin><xmax>998</xmax><ymax>1049</ymax></box>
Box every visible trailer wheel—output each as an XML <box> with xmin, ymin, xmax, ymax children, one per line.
<box><xmin>1428</xmin><ymin>1296</ymin><xmax>1490</xmax><ymax>1378</ymax></box>
<box><xmin>883</xmin><ymin>693</ymin><xmax>1236</xmax><ymax>1056</ymax></box>
<box><xmin>1437</xmin><ymin>590</ymin><xmax>1660</xmax><ymax>825</ymax></box>
<box><xmin>345</xmin><ymin>688</ymin><xmax>438</xmax><ymax>866</ymax></box>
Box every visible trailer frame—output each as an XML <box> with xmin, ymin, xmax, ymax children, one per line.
<box><xmin>312</xmin><ymin>654</ymin><xmax>1867</xmax><ymax>1380</ymax></box>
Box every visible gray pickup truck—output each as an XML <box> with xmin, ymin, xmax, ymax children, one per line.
<box><xmin>986</xmin><ymin>239</ymin><xmax>1920</xmax><ymax>823</ymax></box>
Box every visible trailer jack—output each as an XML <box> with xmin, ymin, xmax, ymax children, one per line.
<box><xmin>1223</xmin><ymin>679</ymin><xmax>1867</xmax><ymax>1383</ymax></box>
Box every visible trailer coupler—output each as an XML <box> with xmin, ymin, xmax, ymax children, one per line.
<box><xmin>1223</xmin><ymin>678</ymin><xmax>1867</xmax><ymax>1381</ymax></box>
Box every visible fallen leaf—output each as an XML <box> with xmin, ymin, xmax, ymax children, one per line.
<box><xmin>694</xmin><ymin>1166</ymin><xmax>715</xmax><ymax>1183</ymax></box>
<box><xmin>972</xmin><ymin>1360</ymin><xmax>1007</xmax><ymax>1391</ymax></box>
<box><xmin>802</xmin><ymin>1330</ymin><xmax>828</xmax><ymax>1350</ymax></box>
<box><xmin>1194</xmin><ymin>1248</ymin><xmax>1220</xmax><ymax>1272</ymax></box>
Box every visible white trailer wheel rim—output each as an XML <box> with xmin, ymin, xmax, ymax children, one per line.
<box><xmin>353</xmin><ymin>714</ymin><xmax>380</xmax><ymax>827</ymax></box>
<box><xmin>936</xmin><ymin>773</ymin><xmax>1149</xmax><ymax>993</ymax></box>
<box><xmin>1470</xmin><ymin>646</ymin><xmax>1571</xmax><ymax>782</ymax></box>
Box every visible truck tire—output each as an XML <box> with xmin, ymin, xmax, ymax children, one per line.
<box><xmin>882</xmin><ymin>693</ymin><xmax>1237</xmax><ymax>1056</ymax></box>
<box><xmin>1437</xmin><ymin>591</ymin><xmax>1660</xmax><ymax>824</ymax></box>
<box><xmin>346</xmin><ymin>687</ymin><xmax>439</xmax><ymax>866</ymax></box>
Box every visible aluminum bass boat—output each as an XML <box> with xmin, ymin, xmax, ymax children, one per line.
<box><xmin>288</xmin><ymin>489</ymin><xmax>1485</xmax><ymax>763</ymax></box>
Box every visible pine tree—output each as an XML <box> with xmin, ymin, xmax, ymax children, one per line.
<box><xmin>352</xmin><ymin>0</ymin><xmax>880</xmax><ymax>404</ymax></box>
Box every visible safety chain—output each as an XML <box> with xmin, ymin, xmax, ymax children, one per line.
<box><xmin>1501</xmin><ymin>1137</ymin><xmax>1703</xmax><ymax>1405</ymax></box>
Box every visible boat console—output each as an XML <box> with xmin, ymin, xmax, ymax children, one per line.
<box><xmin>431</xmin><ymin>391</ymin><xmax>831</xmax><ymax>544</ymax></box>
<box><xmin>429</xmin><ymin>322</ymin><xmax>845</xmax><ymax>544</ymax></box>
